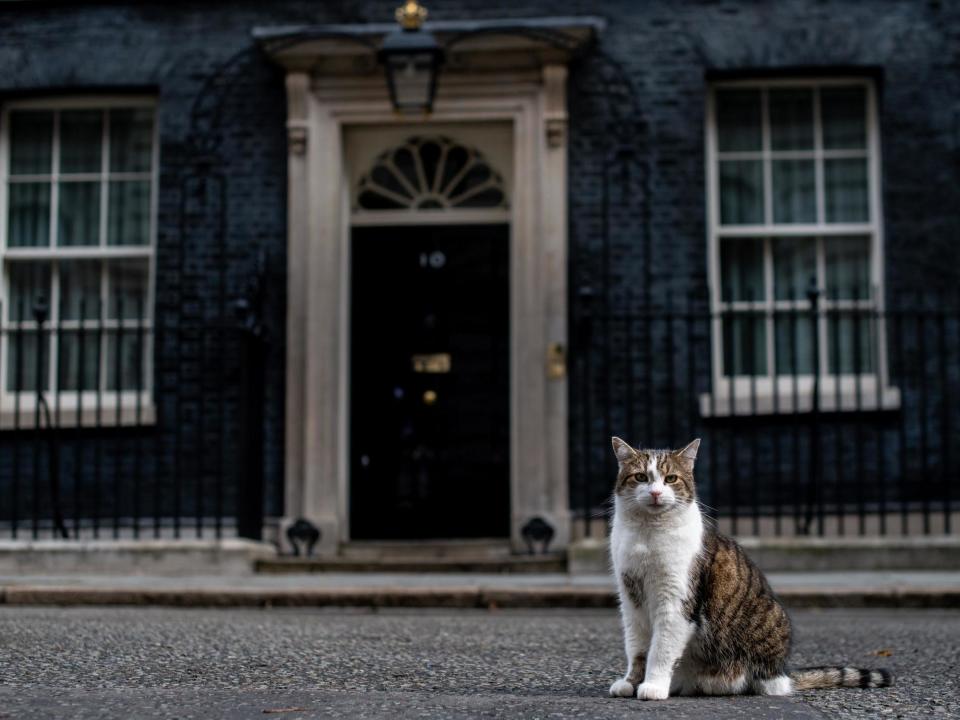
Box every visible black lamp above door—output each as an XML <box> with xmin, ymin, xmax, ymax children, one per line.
<box><xmin>379</xmin><ymin>1</ymin><xmax>444</xmax><ymax>114</ymax></box>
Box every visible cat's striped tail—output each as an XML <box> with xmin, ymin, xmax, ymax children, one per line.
<box><xmin>790</xmin><ymin>666</ymin><xmax>893</xmax><ymax>690</ymax></box>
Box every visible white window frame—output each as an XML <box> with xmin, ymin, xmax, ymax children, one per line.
<box><xmin>0</xmin><ymin>96</ymin><xmax>158</xmax><ymax>427</ymax></box>
<box><xmin>703</xmin><ymin>77</ymin><xmax>899</xmax><ymax>416</ymax></box>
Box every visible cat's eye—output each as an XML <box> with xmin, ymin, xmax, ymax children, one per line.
<box><xmin>632</xmin><ymin>472</ymin><xmax>648</xmax><ymax>483</ymax></box>
<box><xmin>665</xmin><ymin>474</ymin><xmax>678</xmax><ymax>484</ymax></box>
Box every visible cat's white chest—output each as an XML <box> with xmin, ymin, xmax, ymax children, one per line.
<box><xmin>611</xmin><ymin>508</ymin><xmax>703</xmax><ymax>615</ymax></box>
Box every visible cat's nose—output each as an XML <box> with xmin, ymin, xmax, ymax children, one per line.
<box><xmin>649</xmin><ymin>490</ymin><xmax>662</xmax><ymax>501</ymax></box>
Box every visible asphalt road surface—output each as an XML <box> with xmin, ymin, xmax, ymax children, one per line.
<box><xmin>0</xmin><ymin>607</ymin><xmax>955</xmax><ymax>719</ymax></box>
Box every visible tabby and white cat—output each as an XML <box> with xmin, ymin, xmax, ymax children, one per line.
<box><xmin>607</xmin><ymin>436</ymin><xmax>892</xmax><ymax>700</ymax></box>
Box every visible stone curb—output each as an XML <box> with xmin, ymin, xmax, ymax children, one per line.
<box><xmin>1</xmin><ymin>585</ymin><xmax>958</xmax><ymax>608</ymax></box>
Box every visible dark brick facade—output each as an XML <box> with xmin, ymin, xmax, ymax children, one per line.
<box><xmin>0</xmin><ymin>1</ymin><xmax>957</xmax><ymax>533</ymax></box>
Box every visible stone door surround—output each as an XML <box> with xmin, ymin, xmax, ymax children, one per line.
<box><xmin>257</xmin><ymin>16</ymin><xmax>602</xmax><ymax>553</ymax></box>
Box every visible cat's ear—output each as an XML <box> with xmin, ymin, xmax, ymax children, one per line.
<box><xmin>676</xmin><ymin>438</ymin><xmax>701</xmax><ymax>464</ymax></box>
<box><xmin>611</xmin><ymin>436</ymin><xmax>638</xmax><ymax>464</ymax></box>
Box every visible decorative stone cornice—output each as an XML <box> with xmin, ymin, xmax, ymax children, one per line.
<box><xmin>254</xmin><ymin>16</ymin><xmax>603</xmax><ymax>76</ymax></box>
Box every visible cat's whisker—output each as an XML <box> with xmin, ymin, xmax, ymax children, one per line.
<box><xmin>696</xmin><ymin>504</ymin><xmax>718</xmax><ymax>519</ymax></box>
<box><xmin>695</xmin><ymin>500</ymin><xmax>722</xmax><ymax>516</ymax></box>
<box><xmin>700</xmin><ymin>516</ymin><xmax>720</xmax><ymax>534</ymax></box>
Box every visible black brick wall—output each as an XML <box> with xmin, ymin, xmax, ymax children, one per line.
<box><xmin>0</xmin><ymin>1</ymin><xmax>957</xmax><ymax>531</ymax></box>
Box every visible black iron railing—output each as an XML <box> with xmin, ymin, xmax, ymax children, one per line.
<box><xmin>0</xmin><ymin>295</ymin><xmax>266</xmax><ymax>540</ymax></box>
<box><xmin>574</xmin><ymin>287</ymin><xmax>960</xmax><ymax>538</ymax></box>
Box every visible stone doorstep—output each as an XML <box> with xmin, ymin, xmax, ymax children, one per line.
<box><xmin>0</xmin><ymin>539</ymin><xmax>277</xmax><ymax>576</ymax></box>
<box><xmin>1</xmin><ymin>584</ymin><xmax>959</xmax><ymax>609</ymax></box>
<box><xmin>338</xmin><ymin>539</ymin><xmax>515</xmax><ymax>560</ymax></box>
<box><xmin>256</xmin><ymin>554</ymin><xmax>567</xmax><ymax>574</ymax></box>
<box><xmin>568</xmin><ymin>535</ymin><xmax>960</xmax><ymax>575</ymax></box>
<box><xmin>262</xmin><ymin>538</ymin><xmax>567</xmax><ymax>573</ymax></box>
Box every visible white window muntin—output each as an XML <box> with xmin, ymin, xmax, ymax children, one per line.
<box><xmin>0</xmin><ymin>96</ymin><xmax>158</xmax><ymax>418</ymax></box>
<box><xmin>705</xmin><ymin>77</ymin><xmax>891</xmax><ymax>410</ymax></box>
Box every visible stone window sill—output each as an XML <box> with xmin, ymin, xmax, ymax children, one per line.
<box><xmin>0</xmin><ymin>400</ymin><xmax>156</xmax><ymax>430</ymax></box>
<box><xmin>699</xmin><ymin>386</ymin><xmax>901</xmax><ymax>418</ymax></box>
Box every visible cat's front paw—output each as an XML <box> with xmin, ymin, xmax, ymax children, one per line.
<box><xmin>635</xmin><ymin>682</ymin><xmax>670</xmax><ymax>701</ymax></box>
<box><xmin>609</xmin><ymin>679</ymin><xmax>634</xmax><ymax>697</ymax></box>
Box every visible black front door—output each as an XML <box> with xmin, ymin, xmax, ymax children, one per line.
<box><xmin>350</xmin><ymin>224</ymin><xmax>510</xmax><ymax>539</ymax></box>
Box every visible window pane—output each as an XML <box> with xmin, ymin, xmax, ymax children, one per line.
<box><xmin>7</xmin><ymin>183</ymin><xmax>50</xmax><ymax>247</ymax></box>
<box><xmin>6</xmin><ymin>329</ymin><xmax>50</xmax><ymax>392</ymax></box>
<box><xmin>824</xmin><ymin>158</ymin><xmax>868</xmax><ymax>222</ymax></box>
<box><xmin>6</xmin><ymin>262</ymin><xmax>51</xmax><ymax>321</ymax></box>
<box><xmin>60</xmin><ymin>110</ymin><xmax>103</xmax><ymax>174</ymax></box>
<box><xmin>58</xmin><ymin>331</ymin><xmax>100</xmax><ymax>391</ymax></box>
<box><xmin>109</xmin><ymin>109</ymin><xmax>153</xmax><ymax>172</ymax></box>
<box><xmin>716</xmin><ymin>89</ymin><xmax>762</xmax><ymax>152</ymax></box>
<box><xmin>719</xmin><ymin>161</ymin><xmax>763</xmax><ymax>225</ymax></box>
<box><xmin>59</xmin><ymin>260</ymin><xmax>101</xmax><ymax>320</ymax></box>
<box><xmin>772</xmin><ymin>236</ymin><xmax>816</xmax><ymax>300</ymax></box>
<box><xmin>107</xmin><ymin>259</ymin><xmax>148</xmax><ymax>319</ymax></box>
<box><xmin>720</xmin><ymin>237</ymin><xmax>764</xmax><ymax>302</ymax></box>
<box><xmin>822</xmin><ymin>86</ymin><xmax>867</xmax><ymax>150</ymax></box>
<box><xmin>9</xmin><ymin>110</ymin><xmax>53</xmax><ymax>175</ymax></box>
<box><xmin>106</xmin><ymin>331</ymin><xmax>145</xmax><ymax>391</ymax></box>
<box><xmin>722</xmin><ymin>313</ymin><xmax>766</xmax><ymax>376</ymax></box>
<box><xmin>769</xmin><ymin>88</ymin><xmax>814</xmax><ymax>150</ymax></box>
<box><xmin>58</xmin><ymin>181</ymin><xmax>101</xmax><ymax>246</ymax></box>
<box><xmin>825</xmin><ymin>235</ymin><xmax>870</xmax><ymax>300</ymax></box>
<box><xmin>107</xmin><ymin>180</ymin><xmax>150</xmax><ymax>245</ymax></box>
<box><xmin>828</xmin><ymin>312</ymin><xmax>875</xmax><ymax>374</ymax></box>
<box><xmin>772</xmin><ymin>160</ymin><xmax>816</xmax><ymax>223</ymax></box>
<box><xmin>775</xmin><ymin>312</ymin><xmax>815</xmax><ymax>375</ymax></box>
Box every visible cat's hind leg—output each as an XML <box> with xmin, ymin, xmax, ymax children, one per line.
<box><xmin>695</xmin><ymin>666</ymin><xmax>749</xmax><ymax>696</ymax></box>
<box><xmin>669</xmin><ymin>658</ymin><xmax>701</xmax><ymax>697</ymax></box>
<box><xmin>751</xmin><ymin>674</ymin><xmax>793</xmax><ymax>696</ymax></box>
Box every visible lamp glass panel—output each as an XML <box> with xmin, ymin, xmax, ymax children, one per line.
<box><xmin>388</xmin><ymin>53</ymin><xmax>434</xmax><ymax>110</ymax></box>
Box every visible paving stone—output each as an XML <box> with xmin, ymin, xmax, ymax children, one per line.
<box><xmin>0</xmin><ymin>607</ymin><xmax>955</xmax><ymax>719</ymax></box>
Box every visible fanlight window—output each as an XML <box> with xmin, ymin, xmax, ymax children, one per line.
<box><xmin>355</xmin><ymin>136</ymin><xmax>508</xmax><ymax>211</ymax></box>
